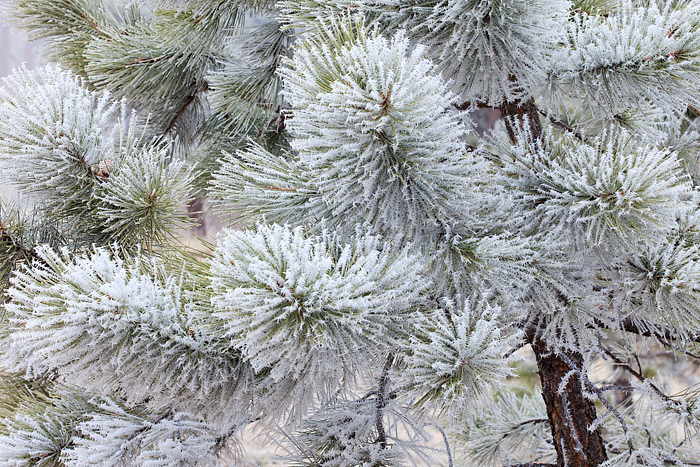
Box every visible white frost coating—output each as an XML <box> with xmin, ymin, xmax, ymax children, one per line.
<box><xmin>0</xmin><ymin>413</ymin><xmax>75</xmax><ymax>465</ymax></box>
<box><xmin>285</xmin><ymin>397</ymin><xmax>410</xmax><ymax>466</ymax></box>
<box><xmin>210</xmin><ymin>223</ymin><xmax>426</xmax><ymax>416</ymax></box>
<box><xmin>598</xmin><ymin>392</ymin><xmax>700</xmax><ymax>467</ymax></box>
<box><xmin>402</xmin><ymin>298</ymin><xmax>511</xmax><ymax>418</ymax></box>
<box><xmin>600</xmin><ymin>448</ymin><xmax>682</xmax><ymax>467</ymax></box>
<box><xmin>546</xmin><ymin>0</ymin><xmax>700</xmax><ymax>119</ymax></box>
<box><xmin>6</xmin><ymin>1</ymin><xmax>700</xmax><ymax>464</ymax></box>
<box><xmin>498</xmin><ymin>128</ymin><xmax>693</xmax><ymax>249</ymax></box>
<box><xmin>98</xmin><ymin>144</ymin><xmax>194</xmax><ymax>245</ymax></box>
<box><xmin>430</xmin><ymin>230</ymin><xmax>536</xmax><ymax>297</ymax></box>
<box><xmin>455</xmin><ymin>390</ymin><xmax>554</xmax><ymax>466</ymax></box>
<box><xmin>0</xmin><ymin>64</ymin><xmax>191</xmax><ymax>247</ymax></box>
<box><xmin>210</xmin><ymin>143</ymin><xmax>329</xmax><ymax>226</ymax></box>
<box><xmin>64</xmin><ymin>402</ymin><xmax>219</xmax><ymax>467</ymax></box>
<box><xmin>0</xmin><ymin>65</ymin><xmax>121</xmax><ymax>210</ymax></box>
<box><xmin>368</xmin><ymin>0</ymin><xmax>571</xmax><ymax>104</ymax></box>
<box><xmin>620</xmin><ymin>239</ymin><xmax>700</xmax><ymax>340</ymax></box>
<box><xmin>282</xmin><ymin>24</ymin><xmax>473</xmax><ymax>237</ymax></box>
<box><xmin>1</xmin><ymin>246</ymin><xmax>254</xmax><ymax>424</ymax></box>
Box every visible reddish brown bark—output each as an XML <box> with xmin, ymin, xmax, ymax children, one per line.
<box><xmin>500</xmin><ymin>95</ymin><xmax>543</xmax><ymax>144</ymax></box>
<box><xmin>531</xmin><ymin>339</ymin><xmax>608</xmax><ymax>466</ymax></box>
<box><xmin>500</xmin><ymin>93</ymin><xmax>608</xmax><ymax>466</ymax></box>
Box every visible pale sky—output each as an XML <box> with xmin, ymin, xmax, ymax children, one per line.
<box><xmin>0</xmin><ymin>10</ymin><xmax>44</xmax><ymax>78</ymax></box>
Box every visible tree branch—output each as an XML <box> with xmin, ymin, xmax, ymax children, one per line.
<box><xmin>536</xmin><ymin>108</ymin><xmax>588</xmax><ymax>144</ymax></box>
<box><xmin>425</xmin><ymin>422</ymin><xmax>453</xmax><ymax>467</ymax></box>
<box><xmin>454</xmin><ymin>101</ymin><xmax>498</xmax><ymax>111</ymax></box>
<box><xmin>601</xmin><ymin>346</ymin><xmax>673</xmax><ymax>403</ymax></box>
<box><xmin>156</xmin><ymin>83</ymin><xmax>209</xmax><ymax>144</ymax></box>
<box><xmin>375</xmin><ymin>353</ymin><xmax>393</xmax><ymax>449</ymax></box>
<box><xmin>595</xmin><ymin>317</ymin><xmax>700</xmax><ymax>344</ymax></box>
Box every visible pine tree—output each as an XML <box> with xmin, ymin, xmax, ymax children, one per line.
<box><xmin>1</xmin><ymin>0</ymin><xmax>700</xmax><ymax>465</ymax></box>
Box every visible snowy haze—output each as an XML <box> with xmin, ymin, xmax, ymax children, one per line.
<box><xmin>0</xmin><ymin>9</ymin><xmax>43</xmax><ymax>77</ymax></box>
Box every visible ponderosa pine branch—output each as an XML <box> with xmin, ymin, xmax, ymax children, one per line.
<box><xmin>156</xmin><ymin>82</ymin><xmax>209</xmax><ymax>144</ymax></box>
<box><xmin>374</xmin><ymin>353</ymin><xmax>393</xmax><ymax>450</ymax></box>
<box><xmin>535</xmin><ymin>107</ymin><xmax>589</xmax><ymax>143</ymax></box>
<box><xmin>424</xmin><ymin>421</ymin><xmax>453</xmax><ymax>467</ymax></box>
<box><xmin>503</xmin><ymin>93</ymin><xmax>608</xmax><ymax>466</ymax></box>
<box><xmin>594</xmin><ymin>317</ymin><xmax>700</xmax><ymax>344</ymax></box>
<box><xmin>601</xmin><ymin>345</ymin><xmax>673</xmax><ymax>403</ymax></box>
<box><xmin>5</xmin><ymin>1</ymin><xmax>700</xmax><ymax>465</ymax></box>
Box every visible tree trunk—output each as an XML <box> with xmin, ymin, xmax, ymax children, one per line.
<box><xmin>499</xmin><ymin>95</ymin><xmax>608</xmax><ymax>466</ymax></box>
<box><xmin>532</xmin><ymin>338</ymin><xmax>608</xmax><ymax>466</ymax></box>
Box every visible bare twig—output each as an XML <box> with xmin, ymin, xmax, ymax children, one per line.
<box><xmin>503</xmin><ymin>340</ymin><xmax>528</xmax><ymax>359</ymax></box>
<box><xmin>601</xmin><ymin>346</ymin><xmax>672</xmax><ymax>403</ymax></box>
<box><xmin>375</xmin><ymin>353</ymin><xmax>394</xmax><ymax>449</ymax></box>
<box><xmin>425</xmin><ymin>422</ymin><xmax>453</xmax><ymax>467</ymax></box>
<box><xmin>536</xmin><ymin>108</ymin><xmax>588</xmax><ymax>143</ymax></box>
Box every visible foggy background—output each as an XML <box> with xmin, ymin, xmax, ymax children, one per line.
<box><xmin>0</xmin><ymin>8</ymin><xmax>44</xmax><ymax>78</ymax></box>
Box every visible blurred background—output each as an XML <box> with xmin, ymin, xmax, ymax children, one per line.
<box><xmin>0</xmin><ymin>9</ymin><xmax>43</xmax><ymax>78</ymax></box>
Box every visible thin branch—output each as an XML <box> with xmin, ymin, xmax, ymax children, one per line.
<box><xmin>601</xmin><ymin>346</ymin><xmax>673</xmax><ymax>403</ymax></box>
<box><xmin>425</xmin><ymin>422</ymin><xmax>453</xmax><ymax>467</ymax></box>
<box><xmin>536</xmin><ymin>108</ymin><xmax>588</xmax><ymax>143</ymax></box>
<box><xmin>499</xmin><ymin>418</ymin><xmax>549</xmax><ymax>443</ymax></box>
<box><xmin>454</xmin><ymin>101</ymin><xmax>498</xmax><ymax>111</ymax></box>
<box><xmin>375</xmin><ymin>353</ymin><xmax>393</xmax><ymax>450</ymax></box>
<box><xmin>656</xmin><ymin>336</ymin><xmax>700</xmax><ymax>363</ymax></box>
<box><xmin>156</xmin><ymin>83</ymin><xmax>209</xmax><ymax>144</ymax></box>
<box><xmin>503</xmin><ymin>340</ymin><xmax>527</xmax><ymax>359</ymax></box>
<box><xmin>466</xmin><ymin>144</ymin><xmax>501</xmax><ymax>162</ymax></box>
<box><xmin>214</xmin><ymin>416</ymin><xmax>261</xmax><ymax>454</ymax></box>
<box><xmin>583</xmin><ymin>379</ymin><xmax>633</xmax><ymax>453</ymax></box>
<box><xmin>597</xmin><ymin>384</ymin><xmax>635</xmax><ymax>393</ymax></box>
<box><xmin>115</xmin><ymin>406</ymin><xmax>174</xmax><ymax>458</ymax></box>
<box><xmin>595</xmin><ymin>317</ymin><xmax>700</xmax><ymax>344</ymax></box>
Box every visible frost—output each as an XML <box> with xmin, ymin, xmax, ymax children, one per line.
<box><xmin>210</xmin><ymin>223</ymin><xmax>426</xmax><ymax>419</ymax></box>
<box><xmin>401</xmin><ymin>297</ymin><xmax>512</xmax><ymax>418</ymax></box>
<box><xmin>1</xmin><ymin>246</ymin><xmax>255</xmax><ymax>425</ymax></box>
<box><xmin>282</xmin><ymin>23</ymin><xmax>473</xmax><ymax>239</ymax></box>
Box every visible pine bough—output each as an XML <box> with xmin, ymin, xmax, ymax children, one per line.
<box><xmin>1</xmin><ymin>0</ymin><xmax>700</xmax><ymax>466</ymax></box>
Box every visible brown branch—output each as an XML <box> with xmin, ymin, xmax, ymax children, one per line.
<box><xmin>375</xmin><ymin>353</ymin><xmax>393</xmax><ymax>449</ymax></box>
<box><xmin>503</xmin><ymin>340</ymin><xmax>528</xmax><ymax>358</ymax></box>
<box><xmin>156</xmin><ymin>83</ymin><xmax>209</xmax><ymax>144</ymax></box>
<box><xmin>501</xmin><ymin>88</ymin><xmax>608</xmax><ymax>467</ymax></box>
<box><xmin>122</xmin><ymin>407</ymin><xmax>174</xmax><ymax>447</ymax></box>
<box><xmin>532</xmin><ymin>340</ymin><xmax>608</xmax><ymax>466</ymax></box>
<box><xmin>598</xmin><ymin>317</ymin><xmax>700</xmax><ymax>344</ymax></box>
<box><xmin>536</xmin><ymin>108</ymin><xmax>588</xmax><ymax>143</ymax></box>
<box><xmin>601</xmin><ymin>346</ymin><xmax>673</xmax><ymax>403</ymax></box>
<box><xmin>500</xmin><ymin>94</ymin><xmax>542</xmax><ymax>145</ymax></box>
<box><xmin>499</xmin><ymin>418</ymin><xmax>550</xmax><ymax>442</ymax></box>
<box><xmin>454</xmin><ymin>100</ymin><xmax>498</xmax><ymax>111</ymax></box>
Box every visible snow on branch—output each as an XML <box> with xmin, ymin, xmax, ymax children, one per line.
<box><xmin>546</xmin><ymin>0</ymin><xmax>700</xmax><ymax>120</ymax></box>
